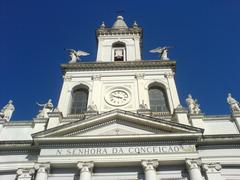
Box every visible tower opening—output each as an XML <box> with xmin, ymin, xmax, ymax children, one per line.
<box><xmin>112</xmin><ymin>41</ymin><xmax>126</xmax><ymax>61</ymax></box>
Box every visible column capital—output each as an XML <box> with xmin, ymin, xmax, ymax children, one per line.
<box><xmin>135</xmin><ymin>73</ymin><xmax>145</xmax><ymax>79</ymax></box>
<box><xmin>63</xmin><ymin>75</ymin><xmax>72</xmax><ymax>81</ymax></box>
<box><xmin>186</xmin><ymin>158</ymin><xmax>202</xmax><ymax>170</ymax></box>
<box><xmin>16</xmin><ymin>168</ymin><xmax>35</xmax><ymax>178</ymax></box>
<box><xmin>164</xmin><ymin>72</ymin><xmax>175</xmax><ymax>79</ymax></box>
<box><xmin>202</xmin><ymin>162</ymin><xmax>222</xmax><ymax>173</ymax></box>
<box><xmin>77</xmin><ymin>161</ymin><xmax>94</xmax><ymax>173</ymax></box>
<box><xmin>92</xmin><ymin>74</ymin><xmax>101</xmax><ymax>81</ymax></box>
<box><xmin>141</xmin><ymin>159</ymin><xmax>159</xmax><ymax>171</ymax></box>
<box><xmin>34</xmin><ymin>163</ymin><xmax>50</xmax><ymax>173</ymax></box>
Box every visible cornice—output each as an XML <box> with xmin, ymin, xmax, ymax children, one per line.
<box><xmin>61</xmin><ymin>60</ymin><xmax>176</xmax><ymax>74</ymax></box>
<box><xmin>0</xmin><ymin>140</ymin><xmax>39</xmax><ymax>152</ymax></box>
<box><xmin>96</xmin><ymin>27</ymin><xmax>143</xmax><ymax>36</ymax></box>
<box><xmin>34</xmin><ymin>133</ymin><xmax>202</xmax><ymax>145</ymax></box>
<box><xmin>4</xmin><ymin>121</ymin><xmax>33</xmax><ymax>127</ymax></box>
<box><xmin>198</xmin><ymin>134</ymin><xmax>240</xmax><ymax>145</ymax></box>
<box><xmin>40</xmin><ymin>139</ymin><xmax>197</xmax><ymax>148</ymax></box>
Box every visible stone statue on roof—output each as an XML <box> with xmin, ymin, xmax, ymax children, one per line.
<box><xmin>150</xmin><ymin>46</ymin><xmax>174</xmax><ymax>61</ymax></box>
<box><xmin>186</xmin><ymin>94</ymin><xmax>201</xmax><ymax>114</ymax></box>
<box><xmin>227</xmin><ymin>93</ymin><xmax>240</xmax><ymax>113</ymax></box>
<box><xmin>65</xmin><ymin>49</ymin><xmax>90</xmax><ymax>63</ymax></box>
<box><xmin>0</xmin><ymin>100</ymin><xmax>15</xmax><ymax>121</ymax></box>
<box><xmin>36</xmin><ymin>99</ymin><xmax>54</xmax><ymax>118</ymax></box>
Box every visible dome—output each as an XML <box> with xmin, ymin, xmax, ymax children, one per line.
<box><xmin>112</xmin><ymin>16</ymin><xmax>128</xmax><ymax>29</ymax></box>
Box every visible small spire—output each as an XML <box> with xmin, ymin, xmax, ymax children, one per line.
<box><xmin>100</xmin><ymin>21</ymin><xmax>105</xmax><ymax>28</ymax></box>
<box><xmin>133</xmin><ymin>21</ymin><xmax>138</xmax><ymax>28</ymax></box>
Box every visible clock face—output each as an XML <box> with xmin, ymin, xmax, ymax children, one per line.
<box><xmin>105</xmin><ymin>89</ymin><xmax>130</xmax><ymax>106</ymax></box>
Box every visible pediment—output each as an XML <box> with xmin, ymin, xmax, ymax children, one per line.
<box><xmin>71</xmin><ymin>120</ymin><xmax>168</xmax><ymax>136</ymax></box>
<box><xmin>33</xmin><ymin>110</ymin><xmax>203</xmax><ymax>140</ymax></box>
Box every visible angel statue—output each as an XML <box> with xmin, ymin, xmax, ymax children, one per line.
<box><xmin>36</xmin><ymin>99</ymin><xmax>54</xmax><ymax>118</ymax></box>
<box><xmin>227</xmin><ymin>93</ymin><xmax>240</xmax><ymax>113</ymax></box>
<box><xmin>65</xmin><ymin>49</ymin><xmax>90</xmax><ymax>63</ymax></box>
<box><xmin>0</xmin><ymin>100</ymin><xmax>15</xmax><ymax>121</ymax></box>
<box><xmin>150</xmin><ymin>46</ymin><xmax>174</xmax><ymax>61</ymax></box>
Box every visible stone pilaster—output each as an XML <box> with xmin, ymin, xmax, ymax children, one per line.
<box><xmin>202</xmin><ymin>163</ymin><xmax>223</xmax><ymax>180</ymax></box>
<box><xmin>16</xmin><ymin>168</ymin><xmax>35</xmax><ymax>180</ymax></box>
<box><xmin>189</xmin><ymin>113</ymin><xmax>205</xmax><ymax>129</ymax></box>
<box><xmin>186</xmin><ymin>159</ymin><xmax>202</xmax><ymax>180</ymax></box>
<box><xmin>232</xmin><ymin>112</ymin><xmax>240</xmax><ymax>132</ymax></box>
<box><xmin>34</xmin><ymin>163</ymin><xmax>50</xmax><ymax>180</ymax></box>
<box><xmin>77</xmin><ymin>161</ymin><xmax>94</xmax><ymax>180</ymax></box>
<box><xmin>47</xmin><ymin>110</ymin><xmax>63</xmax><ymax>129</ymax></box>
<box><xmin>135</xmin><ymin>73</ymin><xmax>147</xmax><ymax>109</ymax></box>
<box><xmin>141</xmin><ymin>159</ymin><xmax>159</xmax><ymax>180</ymax></box>
<box><xmin>173</xmin><ymin>105</ymin><xmax>190</xmax><ymax>125</ymax></box>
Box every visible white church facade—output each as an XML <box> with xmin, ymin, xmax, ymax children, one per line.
<box><xmin>0</xmin><ymin>16</ymin><xmax>240</xmax><ymax>180</ymax></box>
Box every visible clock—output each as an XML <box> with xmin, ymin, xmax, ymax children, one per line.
<box><xmin>105</xmin><ymin>89</ymin><xmax>131</xmax><ymax>106</ymax></box>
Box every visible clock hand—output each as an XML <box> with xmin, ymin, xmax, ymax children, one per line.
<box><xmin>112</xmin><ymin>95</ymin><xmax>123</xmax><ymax>99</ymax></box>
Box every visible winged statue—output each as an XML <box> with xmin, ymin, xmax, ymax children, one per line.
<box><xmin>150</xmin><ymin>46</ymin><xmax>174</xmax><ymax>60</ymax></box>
<box><xmin>65</xmin><ymin>49</ymin><xmax>90</xmax><ymax>63</ymax></box>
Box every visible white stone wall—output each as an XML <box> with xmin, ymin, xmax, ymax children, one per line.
<box><xmin>58</xmin><ymin>68</ymin><xmax>179</xmax><ymax>117</ymax></box>
<box><xmin>96</xmin><ymin>35</ymin><xmax>141</xmax><ymax>62</ymax></box>
<box><xmin>204</xmin><ymin>118</ymin><xmax>239</xmax><ymax>135</ymax></box>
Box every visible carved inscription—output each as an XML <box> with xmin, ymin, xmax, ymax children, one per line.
<box><xmin>54</xmin><ymin>145</ymin><xmax>195</xmax><ymax>156</ymax></box>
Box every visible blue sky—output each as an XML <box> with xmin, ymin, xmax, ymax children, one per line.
<box><xmin>1</xmin><ymin>0</ymin><xmax>240</xmax><ymax>120</ymax></box>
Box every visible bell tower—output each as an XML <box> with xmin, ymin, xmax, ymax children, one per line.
<box><xmin>96</xmin><ymin>16</ymin><xmax>142</xmax><ymax>62</ymax></box>
<box><xmin>58</xmin><ymin>16</ymin><xmax>180</xmax><ymax>117</ymax></box>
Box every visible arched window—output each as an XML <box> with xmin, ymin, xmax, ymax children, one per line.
<box><xmin>148</xmin><ymin>86</ymin><xmax>170</xmax><ymax>112</ymax></box>
<box><xmin>71</xmin><ymin>88</ymin><xmax>88</xmax><ymax>114</ymax></box>
<box><xmin>112</xmin><ymin>41</ymin><xmax>126</xmax><ymax>61</ymax></box>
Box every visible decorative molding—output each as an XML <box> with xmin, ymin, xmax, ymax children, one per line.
<box><xmin>61</xmin><ymin>60</ymin><xmax>176</xmax><ymax>74</ymax></box>
<box><xmin>96</xmin><ymin>26</ymin><xmax>143</xmax><ymax>36</ymax></box>
<box><xmin>202</xmin><ymin>162</ymin><xmax>222</xmax><ymax>173</ymax></box>
<box><xmin>16</xmin><ymin>168</ymin><xmax>35</xmax><ymax>178</ymax></box>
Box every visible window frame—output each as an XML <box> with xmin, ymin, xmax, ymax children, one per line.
<box><xmin>70</xmin><ymin>87</ymin><xmax>89</xmax><ymax>114</ymax></box>
<box><xmin>148</xmin><ymin>85</ymin><xmax>170</xmax><ymax>112</ymax></box>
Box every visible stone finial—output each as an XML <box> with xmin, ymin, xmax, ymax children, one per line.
<box><xmin>100</xmin><ymin>21</ymin><xmax>106</xmax><ymax>28</ymax></box>
<box><xmin>0</xmin><ymin>100</ymin><xmax>15</xmax><ymax>122</ymax></box>
<box><xmin>227</xmin><ymin>93</ymin><xmax>240</xmax><ymax>113</ymax></box>
<box><xmin>87</xmin><ymin>101</ymin><xmax>98</xmax><ymax>112</ymax></box>
<box><xmin>133</xmin><ymin>21</ymin><xmax>138</xmax><ymax>28</ymax></box>
<box><xmin>139</xmin><ymin>100</ymin><xmax>148</xmax><ymax>110</ymax></box>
